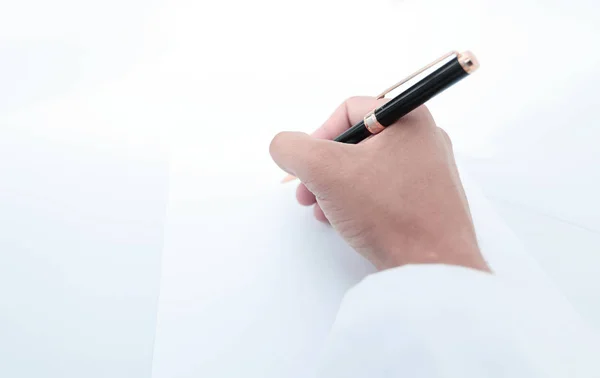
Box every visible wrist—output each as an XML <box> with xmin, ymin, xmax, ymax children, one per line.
<box><xmin>376</xmin><ymin>229</ymin><xmax>490</xmax><ymax>273</ymax></box>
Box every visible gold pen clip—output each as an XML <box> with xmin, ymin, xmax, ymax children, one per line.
<box><xmin>376</xmin><ymin>51</ymin><xmax>459</xmax><ymax>99</ymax></box>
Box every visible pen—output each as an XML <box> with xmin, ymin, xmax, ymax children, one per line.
<box><xmin>282</xmin><ymin>50</ymin><xmax>479</xmax><ymax>183</ymax></box>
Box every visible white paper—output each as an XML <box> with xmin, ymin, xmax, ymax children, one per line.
<box><xmin>151</xmin><ymin>159</ymin><xmax>563</xmax><ymax>378</ymax></box>
<box><xmin>0</xmin><ymin>120</ymin><xmax>169</xmax><ymax>377</ymax></box>
<box><xmin>152</xmin><ymin>182</ymin><xmax>374</xmax><ymax>378</ymax></box>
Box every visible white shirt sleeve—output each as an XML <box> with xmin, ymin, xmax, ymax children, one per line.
<box><xmin>315</xmin><ymin>265</ymin><xmax>599</xmax><ymax>378</ymax></box>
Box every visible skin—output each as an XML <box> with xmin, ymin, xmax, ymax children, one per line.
<box><xmin>269</xmin><ymin>96</ymin><xmax>489</xmax><ymax>272</ymax></box>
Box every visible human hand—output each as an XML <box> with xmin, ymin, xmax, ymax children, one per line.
<box><xmin>269</xmin><ymin>97</ymin><xmax>488</xmax><ymax>272</ymax></box>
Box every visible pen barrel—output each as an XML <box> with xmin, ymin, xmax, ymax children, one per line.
<box><xmin>333</xmin><ymin>120</ymin><xmax>373</xmax><ymax>144</ymax></box>
<box><xmin>333</xmin><ymin>57</ymin><xmax>470</xmax><ymax>144</ymax></box>
<box><xmin>375</xmin><ymin>58</ymin><xmax>468</xmax><ymax>127</ymax></box>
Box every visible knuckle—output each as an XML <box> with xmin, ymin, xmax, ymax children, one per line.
<box><xmin>405</xmin><ymin>105</ymin><xmax>434</xmax><ymax>126</ymax></box>
<box><xmin>437</xmin><ymin>127</ymin><xmax>453</xmax><ymax>147</ymax></box>
<box><xmin>415</xmin><ymin>104</ymin><xmax>432</xmax><ymax>118</ymax></box>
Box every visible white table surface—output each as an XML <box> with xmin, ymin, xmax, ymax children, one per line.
<box><xmin>1</xmin><ymin>0</ymin><xmax>599</xmax><ymax>376</ymax></box>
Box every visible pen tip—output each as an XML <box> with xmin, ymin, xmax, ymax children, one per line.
<box><xmin>281</xmin><ymin>174</ymin><xmax>297</xmax><ymax>183</ymax></box>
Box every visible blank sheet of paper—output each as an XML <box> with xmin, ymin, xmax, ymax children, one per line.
<box><xmin>0</xmin><ymin>115</ymin><xmax>168</xmax><ymax>378</ymax></box>
<box><xmin>152</xmin><ymin>182</ymin><xmax>374</xmax><ymax>378</ymax></box>
<box><xmin>151</xmin><ymin>159</ymin><xmax>566</xmax><ymax>378</ymax></box>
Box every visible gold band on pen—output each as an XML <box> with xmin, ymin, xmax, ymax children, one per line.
<box><xmin>364</xmin><ymin>110</ymin><xmax>385</xmax><ymax>135</ymax></box>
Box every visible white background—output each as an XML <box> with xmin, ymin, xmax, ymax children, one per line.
<box><xmin>1</xmin><ymin>0</ymin><xmax>599</xmax><ymax>376</ymax></box>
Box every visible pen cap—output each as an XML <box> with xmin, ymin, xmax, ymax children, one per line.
<box><xmin>375</xmin><ymin>55</ymin><xmax>471</xmax><ymax>127</ymax></box>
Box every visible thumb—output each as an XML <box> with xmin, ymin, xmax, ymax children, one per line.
<box><xmin>269</xmin><ymin>131</ymin><xmax>341</xmax><ymax>184</ymax></box>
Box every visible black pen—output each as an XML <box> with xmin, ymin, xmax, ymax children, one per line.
<box><xmin>282</xmin><ymin>51</ymin><xmax>479</xmax><ymax>182</ymax></box>
<box><xmin>336</xmin><ymin>51</ymin><xmax>479</xmax><ymax>144</ymax></box>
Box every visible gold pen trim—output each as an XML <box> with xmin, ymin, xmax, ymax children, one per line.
<box><xmin>364</xmin><ymin>110</ymin><xmax>385</xmax><ymax>135</ymax></box>
<box><xmin>457</xmin><ymin>51</ymin><xmax>479</xmax><ymax>74</ymax></box>
<box><xmin>376</xmin><ymin>51</ymin><xmax>458</xmax><ymax>99</ymax></box>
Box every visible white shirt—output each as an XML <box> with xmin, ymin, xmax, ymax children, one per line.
<box><xmin>317</xmin><ymin>265</ymin><xmax>600</xmax><ymax>378</ymax></box>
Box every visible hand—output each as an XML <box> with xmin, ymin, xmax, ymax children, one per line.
<box><xmin>269</xmin><ymin>96</ymin><xmax>489</xmax><ymax>272</ymax></box>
